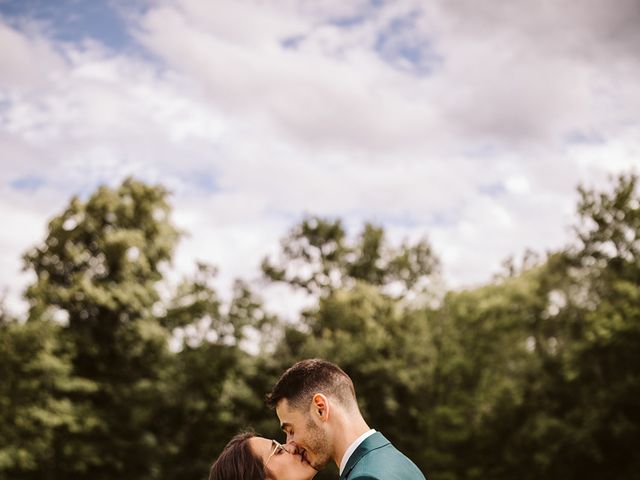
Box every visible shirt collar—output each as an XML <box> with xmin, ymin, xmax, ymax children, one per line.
<box><xmin>339</xmin><ymin>429</ymin><xmax>376</xmax><ymax>475</ymax></box>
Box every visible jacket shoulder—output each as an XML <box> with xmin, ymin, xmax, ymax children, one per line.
<box><xmin>349</xmin><ymin>444</ymin><xmax>426</xmax><ymax>480</ymax></box>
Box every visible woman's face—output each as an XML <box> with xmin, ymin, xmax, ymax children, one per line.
<box><xmin>250</xmin><ymin>437</ymin><xmax>317</xmax><ymax>480</ymax></box>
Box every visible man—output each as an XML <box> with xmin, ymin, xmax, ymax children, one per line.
<box><xmin>266</xmin><ymin>359</ymin><xmax>426</xmax><ymax>480</ymax></box>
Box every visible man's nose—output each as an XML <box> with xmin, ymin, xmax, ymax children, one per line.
<box><xmin>283</xmin><ymin>441</ymin><xmax>297</xmax><ymax>454</ymax></box>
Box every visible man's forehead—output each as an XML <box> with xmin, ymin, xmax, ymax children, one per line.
<box><xmin>276</xmin><ymin>399</ymin><xmax>303</xmax><ymax>425</ymax></box>
<box><xmin>276</xmin><ymin>398</ymin><xmax>294</xmax><ymax>414</ymax></box>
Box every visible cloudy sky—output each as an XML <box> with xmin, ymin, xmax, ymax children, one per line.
<box><xmin>1</xmin><ymin>0</ymin><xmax>639</xmax><ymax>317</ymax></box>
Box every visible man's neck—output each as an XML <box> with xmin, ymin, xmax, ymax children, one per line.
<box><xmin>333</xmin><ymin>416</ymin><xmax>371</xmax><ymax>468</ymax></box>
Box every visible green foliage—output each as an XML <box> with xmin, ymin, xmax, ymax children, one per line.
<box><xmin>2</xmin><ymin>173</ymin><xmax>639</xmax><ymax>480</ymax></box>
<box><xmin>0</xmin><ymin>318</ymin><xmax>94</xmax><ymax>480</ymax></box>
<box><xmin>18</xmin><ymin>179</ymin><xmax>183</xmax><ymax>479</ymax></box>
<box><xmin>157</xmin><ymin>344</ymin><xmax>264</xmax><ymax>480</ymax></box>
<box><xmin>300</xmin><ymin>283</ymin><xmax>437</xmax><ymax>446</ymax></box>
<box><xmin>262</xmin><ymin>216</ymin><xmax>439</xmax><ymax>297</ymax></box>
<box><xmin>557</xmin><ymin>173</ymin><xmax>640</xmax><ymax>478</ymax></box>
<box><xmin>24</xmin><ymin>178</ymin><xmax>178</xmax><ymax>320</ymax></box>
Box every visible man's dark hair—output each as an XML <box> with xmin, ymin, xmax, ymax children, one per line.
<box><xmin>209</xmin><ymin>431</ymin><xmax>267</xmax><ymax>480</ymax></box>
<box><xmin>266</xmin><ymin>358</ymin><xmax>357</xmax><ymax>411</ymax></box>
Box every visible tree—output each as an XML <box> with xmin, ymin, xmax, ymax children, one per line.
<box><xmin>452</xmin><ymin>173</ymin><xmax>640</xmax><ymax>480</ymax></box>
<box><xmin>270</xmin><ymin>282</ymin><xmax>437</xmax><ymax>478</ymax></box>
<box><xmin>22</xmin><ymin>178</ymin><xmax>180</xmax><ymax>479</ymax></box>
<box><xmin>6</xmin><ymin>172</ymin><xmax>639</xmax><ymax>480</ymax></box>
<box><xmin>556</xmin><ymin>173</ymin><xmax>640</xmax><ymax>478</ymax></box>
<box><xmin>155</xmin><ymin>265</ymin><xmax>284</xmax><ymax>480</ymax></box>
<box><xmin>0</xmin><ymin>313</ymin><xmax>94</xmax><ymax>480</ymax></box>
<box><xmin>16</xmin><ymin>178</ymin><xmax>285</xmax><ymax>480</ymax></box>
<box><xmin>262</xmin><ymin>216</ymin><xmax>440</xmax><ymax>298</ymax></box>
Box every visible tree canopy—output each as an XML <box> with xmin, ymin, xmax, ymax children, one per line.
<box><xmin>1</xmin><ymin>173</ymin><xmax>638</xmax><ymax>480</ymax></box>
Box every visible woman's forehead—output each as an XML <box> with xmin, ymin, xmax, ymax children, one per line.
<box><xmin>249</xmin><ymin>436</ymin><xmax>272</xmax><ymax>460</ymax></box>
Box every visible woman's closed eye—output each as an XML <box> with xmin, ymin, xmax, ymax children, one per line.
<box><xmin>265</xmin><ymin>440</ymin><xmax>286</xmax><ymax>467</ymax></box>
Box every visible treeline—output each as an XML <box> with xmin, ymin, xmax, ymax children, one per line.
<box><xmin>1</xmin><ymin>174</ymin><xmax>639</xmax><ymax>480</ymax></box>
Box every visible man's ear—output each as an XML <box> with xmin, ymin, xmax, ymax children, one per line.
<box><xmin>311</xmin><ymin>394</ymin><xmax>330</xmax><ymax>422</ymax></box>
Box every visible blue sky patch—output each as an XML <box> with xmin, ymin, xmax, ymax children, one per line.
<box><xmin>479</xmin><ymin>183</ymin><xmax>507</xmax><ymax>197</ymax></box>
<box><xmin>428</xmin><ymin>212</ymin><xmax>459</xmax><ymax>228</ymax></box>
<box><xmin>327</xmin><ymin>0</ymin><xmax>383</xmax><ymax>29</ymax></box>
<box><xmin>184</xmin><ymin>170</ymin><xmax>220</xmax><ymax>194</ymax></box>
<box><xmin>379</xmin><ymin>211</ymin><xmax>421</xmax><ymax>228</ymax></box>
<box><xmin>374</xmin><ymin>10</ymin><xmax>443</xmax><ymax>76</ymax></box>
<box><xmin>0</xmin><ymin>0</ymin><xmax>143</xmax><ymax>54</ymax></box>
<box><xmin>281</xmin><ymin>34</ymin><xmax>306</xmax><ymax>50</ymax></box>
<box><xmin>565</xmin><ymin>130</ymin><xmax>605</xmax><ymax>145</ymax></box>
<box><xmin>329</xmin><ymin>14</ymin><xmax>368</xmax><ymax>29</ymax></box>
<box><xmin>463</xmin><ymin>143</ymin><xmax>502</xmax><ymax>159</ymax></box>
<box><xmin>10</xmin><ymin>175</ymin><xmax>45</xmax><ymax>191</ymax></box>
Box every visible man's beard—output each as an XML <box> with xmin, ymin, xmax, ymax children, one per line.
<box><xmin>305</xmin><ymin>416</ymin><xmax>332</xmax><ymax>470</ymax></box>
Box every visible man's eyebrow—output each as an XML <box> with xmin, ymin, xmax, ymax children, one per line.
<box><xmin>280</xmin><ymin>422</ymin><xmax>292</xmax><ymax>431</ymax></box>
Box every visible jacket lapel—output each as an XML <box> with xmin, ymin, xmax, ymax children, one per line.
<box><xmin>340</xmin><ymin>432</ymin><xmax>390</xmax><ymax>480</ymax></box>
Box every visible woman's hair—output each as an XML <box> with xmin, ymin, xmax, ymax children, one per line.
<box><xmin>209</xmin><ymin>431</ymin><xmax>267</xmax><ymax>480</ymax></box>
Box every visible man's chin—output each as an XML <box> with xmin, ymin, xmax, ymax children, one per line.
<box><xmin>299</xmin><ymin>449</ymin><xmax>329</xmax><ymax>471</ymax></box>
<box><xmin>304</xmin><ymin>457</ymin><xmax>319</xmax><ymax>470</ymax></box>
<box><xmin>308</xmin><ymin>457</ymin><xmax>329</xmax><ymax>471</ymax></box>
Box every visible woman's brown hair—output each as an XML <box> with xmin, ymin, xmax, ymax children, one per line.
<box><xmin>209</xmin><ymin>431</ymin><xmax>267</xmax><ymax>480</ymax></box>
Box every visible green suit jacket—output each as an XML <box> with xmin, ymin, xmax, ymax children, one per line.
<box><xmin>339</xmin><ymin>432</ymin><xmax>426</xmax><ymax>480</ymax></box>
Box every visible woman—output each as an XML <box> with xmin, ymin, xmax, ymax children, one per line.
<box><xmin>209</xmin><ymin>431</ymin><xmax>317</xmax><ymax>480</ymax></box>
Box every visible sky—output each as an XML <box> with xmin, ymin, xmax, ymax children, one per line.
<box><xmin>1</xmin><ymin>0</ymin><xmax>639</xmax><ymax>318</ymax></box>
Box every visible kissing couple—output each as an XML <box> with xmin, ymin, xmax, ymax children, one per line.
<box><xmin>209</xmin><ymin>359</ymin><xmax>426</xmax><ymax>480</ymax></box>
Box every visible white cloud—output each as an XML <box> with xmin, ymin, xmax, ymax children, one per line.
<box><xmin>0</xmin><ymin>187</ymin><xmax>64</xmax><ymax>316</ymax></box>
<box><xmin>0</xmin><ymin>0</ymin><xmax>639</xmax><ymax>318</ymax></box>
<box><xmin>0</xmin><ymin>19</ymin><xmax>66</xmax><ymax>90</ymax></box>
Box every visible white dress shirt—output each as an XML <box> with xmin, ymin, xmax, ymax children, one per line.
<box><xmin>339</xmin><ymin>429</ymin><xmax>377</xmax><ymax>475</ymax></box>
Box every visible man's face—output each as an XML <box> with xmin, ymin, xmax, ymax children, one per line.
<box><xmin>276</xmin><ymin>398</ymin><xmax>333</xmax><ymax>470</ymax></box>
